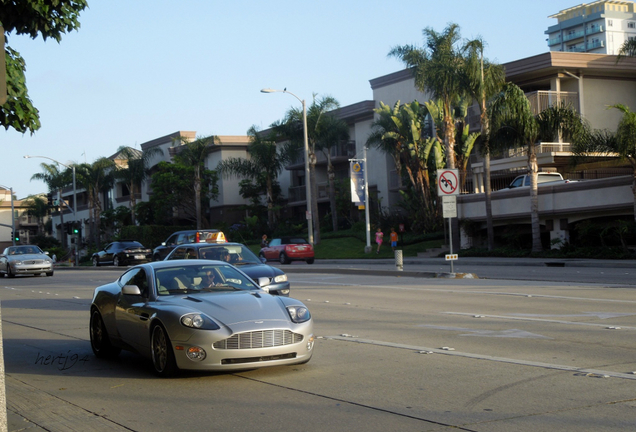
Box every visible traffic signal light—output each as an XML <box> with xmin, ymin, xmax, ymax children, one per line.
<box><xmin>47</xmin><ymin>193</ymin><xmax>53</xmax><ymax>206</ymax></box>
<box><xmin>13</xmin><ymin>231</ymin><xmax>19</xmax><ymax>242</ymax></box>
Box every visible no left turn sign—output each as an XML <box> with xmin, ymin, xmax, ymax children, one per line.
<box><xmin>437</xmin><ymin>169</ymin><xmax>459</xmax><ymax>196</ymax></box>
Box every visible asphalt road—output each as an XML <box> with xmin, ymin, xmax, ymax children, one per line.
<box><xmin>2</xmin><ymin>263</ymin><xmax>636</xmax><ymax>431</ymax></box>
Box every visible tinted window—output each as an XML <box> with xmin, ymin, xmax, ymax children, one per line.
<box><xmin>167</xmin><ymin>247</ymin><xmax>188</xmax><ymax>260</ymax></box>
<box><xmin>119</xmin><ymin>268</ymin><xmax>147</xmax><ymax>296</ymax></box>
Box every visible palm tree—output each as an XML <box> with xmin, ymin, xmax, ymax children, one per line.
<box><xmin>217</xmin><ymin>126</ymin><xmax>298</xmax><ymax>229</ymax></box>
<box><xmin>76</xmin><ymin>157</ymin><xmax>115</xmax><ymax>245</ymax></box>
<box><xmin>489</xmin><ymin>83</ymin><xmax>588</xmax><ymax>252</ymax></box>
<box><xmin>462</xmin><ymin>38</ymin><xmax>506</xmax><ymax>250</ymax></box>
<box><xmin>30</xmin><ymin>162</ymin><xmax>72</xmax><ymax>246</ymax></box>
<box><xmin>367</xmin><ymin>100</ymin><xmax>444</xmax><ymax>231</ymax></box>
<box><xmin>389</xmin><ymin>23</ymin><xmax>469</xmax><ymax>170</ymax></box>
<box><xmin>22</xmin><ymin>195</ymin><xmax>48</xmax><ymax>235</ymax></box>
<box><xmin>275</xmin><ymin>95</ymin><xmax>341</xmax><ymax>244</ymax></box>
<box><xmin>172</xmin><ymin>135</ymin><xmax>220</xmax><ymax>230</ymax></box>
<box><xmin>617</xmin><ymin>39</ymin><xmax>636</xmax><ymax>61</ymax></box>
<box><xmin>113</xmin><ymin>146</ymin><xmax>162</xmax><ymax>225</ymax></box>
<box><xmin>316</xmin><ymin>112</ymin><xmax>349</xmax><ymax>232</ymax></box>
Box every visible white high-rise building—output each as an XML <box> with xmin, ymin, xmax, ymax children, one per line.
<box><xmin>546</xmin><ymin>0</ymin><xmax>636</xmax><ymax>54</ymax></box>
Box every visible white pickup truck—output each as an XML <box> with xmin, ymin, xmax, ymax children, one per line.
<box><xmin>508</xmin><ymin>172</ymin><xmax>575</xmax><ymax>188</ymax></box>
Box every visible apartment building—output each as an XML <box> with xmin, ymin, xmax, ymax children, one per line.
<box><xmin>546</xmin><ymin>0</ymin><xmax>636</xmax><ymax>54</ymax></box>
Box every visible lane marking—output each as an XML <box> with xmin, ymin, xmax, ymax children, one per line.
<box><xmin>324</xmin><ymin>336</ymin><xmax>636</xmax><ymax>381</ymax></box>
<box><xmin>444</xmin><ymin>312</ymin><xmax>636</xmax><ymax>330</ymax></box>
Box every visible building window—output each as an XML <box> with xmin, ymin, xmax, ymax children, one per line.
<box><xmin>629</xmin><ymin>22</ymin><xmax>636</xmax><ymax>29</ymax></box>
<box><xmin>608</xmin><ymin>19</ymin><xmax>613</xmax><ymax>27</ymax></box>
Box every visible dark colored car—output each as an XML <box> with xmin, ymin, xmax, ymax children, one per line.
<box><xmin>165</xmin><ymin>242</ymin><xmax>291</xmax><ymax>296</ymax></box>
<box><xmin>92</xmin><ymin>241</ymin><xmax>152</xmax><ymax>267</ymax></box>
<box><xmin>259</xmin><ymin>237</ymin><xmax>314</xmax><ymax>264</ymax></box>
<box><xmin>152</xmin><ymin>230</ymin><xmax>225</xmax><ymax>261</ymax></box>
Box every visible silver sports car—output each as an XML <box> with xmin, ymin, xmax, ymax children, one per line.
<box><xmin>0</xmin><ymin>245</ymin><xmax>54</xmax><ymax>278</ymax></box>
<box><xmin>89</xmin><ymin>260</ymin><xmax>314</xmax><ymax>377</ymax></box>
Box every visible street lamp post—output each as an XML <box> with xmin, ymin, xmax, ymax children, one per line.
<box><xmin>261</xmin><ymin>88</ymin><xmax>314</xmax><ymax>245</ymax></box>
<box><xmin>0</xmin><ymin>185</ymin><xmax>15</xmax><ymax>246</ymax></box>
<box><xmin>24</xmin><ymin>155</ymin><xmax>78</xmax><ymax>266</ymax></box>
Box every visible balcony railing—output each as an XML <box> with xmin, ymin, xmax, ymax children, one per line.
<box><xmin>525</xmin><ymin>91</ymin><xmax>579</xmax><ymax>115</ymax></box>
<box><xmin>563</xmin><ymin>29</ymin><xmax>585</xmax><ymax>42</ymax></box>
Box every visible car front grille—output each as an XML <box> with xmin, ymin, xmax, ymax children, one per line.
<box><xmin>24</xmin><ymin>260</ymin><xmax>44</xmax><ymax>265</ymax></box>
<box><xmin>213</xmin><ymin>330</ymin><xmax>303</xmax><ymax>350</ymax></box>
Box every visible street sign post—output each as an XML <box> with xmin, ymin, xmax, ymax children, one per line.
<box><xmin>437</xmin><ymin>170</ymin><xmax>459</xmax><ymax>275</ymax></box>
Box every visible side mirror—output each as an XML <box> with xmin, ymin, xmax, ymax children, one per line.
<box><xmin>257</xmin><ymin>277</ymin><xmax>270</xmax><ymax>287</ymax></box>
<box><xmin>122</xmin><ymin>285</ymin><xmax>142</xmax><ymax>296</ymax></box>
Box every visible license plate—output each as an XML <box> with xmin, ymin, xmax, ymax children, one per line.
<box><xmin>135</xmin><ymin>255</ymin><xmax>145</xmax><ymax>259</ymax></box>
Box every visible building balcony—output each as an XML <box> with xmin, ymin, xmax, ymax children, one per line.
<box><xmin>587</xmin><ymin>40</ymin><xmax>605</xmax><ymax>50</ymax></box>
<box><xmin>563</xmin><ymin>29</ymin><xmax>585</xmax><ymax>42</ymax></box>
<box><xmin>525</xmin><ymin>91</ymin><xmax>579</xmax><ymax>115</ymax></box>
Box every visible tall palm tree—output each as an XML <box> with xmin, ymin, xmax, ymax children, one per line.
<box><xmin>462</xmin><ymin>38</ymin><xmax>506</xmax><ymax>250</ymax></box>
<box><xmin>217</xmin><ymin>126</ymin><xmax>297</xmax><ymax>229</ymax></box>
<box><xmin>489</xmin><ymin>83</ymin><xmax>588</xmax><ymax>252</ymax></box>
<box><xmin>389</xmin><ymin>23</ymin><xmax>469</xmax><ymax>170</ymax></box>
<box><xmin>30</xmin><ymin>162</ymin><xmax>72</xmax><ymax>246</ymax></box>
<box><xmin>113</xmin><ymin>146</ymin><xmax>162</xmax><ymax>225</ymax></box>
<box><xmin>316</xmin><ymin>113</ymin><xmax>349</xmax><ymax>232</ymax></box>
<box><xmin>275</xmin><ymin>95</ymin><xmax>341</xmax><ymax>244</ymax></box>
<box><xmin>172</xmin><ymin>135</ymin><xmax>220</xmax><ymax>230</ymax></box>
<box><xmin>76</xmin><ymin>157</ymin><xmax>115</xmax><ymax>245</ymax></box>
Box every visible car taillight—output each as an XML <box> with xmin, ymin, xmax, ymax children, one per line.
<box><xmin>196</xmin><ymin>232</ymin><xmax>200</xmax><ymax>242</ymax></box>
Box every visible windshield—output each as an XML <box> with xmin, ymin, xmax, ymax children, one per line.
<box><xmin>6</xmin><ymin>246</ymin><xmax>42</xmax><ymax>255</ymax></box>
<box><xmin>154</xmin><ymin>263</ymin><xmax>259</xmax><ymax>296</ymax></box>
<box><xmin>199</xmin><ymin>244</ymin><xmax>260</xmax><ymax>264</ymax></box>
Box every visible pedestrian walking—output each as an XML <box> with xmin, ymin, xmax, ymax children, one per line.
<box><xmin>390</xmin><ymin>227</ymin><xmax>398</xmax><ymax>251</ymax></box>
<box><xmin>375</xmin><ymin>228</ymin><xmax>384</xmax><ymax>254</ymax></box>
<box><xmin>260</xmin><ymin>234</ymin><xmax>268</xmax><ymax>248</ymax></box>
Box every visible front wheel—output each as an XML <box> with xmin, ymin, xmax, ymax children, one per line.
<box><xmin>92</xmin><ymin>257</ymin><xmax>99</xmax><ymax>267</ymax></box>
<box><xmin>46</xmin><ymin>271</ymin><xmax>54</xmax><ymax>277</ymax></box>
<box><xmin>90</xmin><ymin>309</ymin><xmax>121</xmax><ymax>359</ymax></box>
<box><xmin>6</xmin><ymin>266</ymin><xmax>14</xmax><ymax>278</ymax></box>
<box><xmin>306</xmin><ymin>258</ymin><xmax>314</xmax><ymax>264</ymax></box>
<box><xmin>279</xmin><ymin>253</ymin><xmax>290</xmax><ymax>265</ymax></box>
<box><xmin>151</xmin><ymin>324</ymin><xmax>177</xmax><ymax>377</ymax></box>
<box><xmin>113</xmin><ymin>256</ymin><xmax>121</xmax><ymax>267</ymax></box>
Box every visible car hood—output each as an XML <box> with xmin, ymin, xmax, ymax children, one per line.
<box><xmin>162</xmin><ymin>290</ymin><xmax>288</xmax><ymax>326</ymax></box>
<box><xmin>232</xmin><ymin>262</ymin><xmax>283</xmax><ymax>279</ymax></box>
<box><xmin>9</xmin><ymin>253</ymin><xmax>49</xmax><ymax>261</ymax></box>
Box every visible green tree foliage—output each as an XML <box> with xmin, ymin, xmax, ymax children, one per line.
<box><xmin>148</xmin><ymin>160</ymin><xmax>219</xmax><ymax>227</ymax></box>
<box><xmin>22</xmin><ymin>194</ymin><xmax>48</xmax><ymax>234</ymax></box>
<box><xmin>217</xmin><ymin>126</ymin><xmax>298</xmax><ymax>230</ymax></box>
<box><xmin>1</xmin><ymin>0</ymin><xmax>88</xmax><ymax>133</ymax></box>
<box><xmin>75</xmin><ymin>158</ymin><xmax>115</xmax><ymax>246</ymax></box>
<box><xmin>489</xmin><ymin>83</ymin><xmax>589</xmax><ymax>252</ymax></box>
<box><xmin>389</xmin><ymin>23</ymin><xmax>471</xmax><ymax>170</ymax></box>
<box><xmin>171</xmin><ymin>135</ymin><xmax>219</xmax><ymax>230</ymax></box>
<box><xmin>367</xmin><ymin>100</ymin><xmax>444</xmax><ymax>232</ymax></box>
<box><xmin>274</xmin><ymin>95</ymin><xmax>341</xmax><ymax>244</ymax></box>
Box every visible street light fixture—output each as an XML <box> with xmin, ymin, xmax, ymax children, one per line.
<box><xmin>24</xmin><ymin>155</ymin><xmax>78</xmax><ymax>266</ymax></box>
<box><xmin>260</xmin><ymin>88</ymin><xmax>313</xmax><ymax>245</ymax></box>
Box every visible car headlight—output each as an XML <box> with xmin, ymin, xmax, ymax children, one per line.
<box><xmin>12</xmin><ymin>260</ymin><xmax>22</xmax><ymax>266</ymax></box>
<box><xmin>180</xmin><ymin>313</ymin><xmax>220</xmax><ymax>330</ymax></box>
<box><xmin>287</xmin><ymin>305</ymin><xmax>311</xmax><ymax>323</ymax></box>
<box><xmin>274</xmin><ymin>274</ymin><xmax>288</xmax><ymax>283</ymax></box>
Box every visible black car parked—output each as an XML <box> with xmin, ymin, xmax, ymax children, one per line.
<box><xmin>92</xmin><ymin>241</ymin><xmax>152</xmax><ymax>267</ymax></box>
<box><xmin>152</xmin><ymin>229</ymin><xmax>225</xmax><ymax>261</ymax></box>
<box><xmin>165</xmin><ymin>242</ymin><xmax>291</xmax><ymax>296</ymax></box>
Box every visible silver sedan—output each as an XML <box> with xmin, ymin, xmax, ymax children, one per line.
<box><xmin>89</xmin><ymin>260</ymin><xmax>314</xmax><ymax>377</ymax></box>
<box><xmin>0</xmin><ymin>245</ymin><xmax>54</xmax><ymax>278</ymax></box>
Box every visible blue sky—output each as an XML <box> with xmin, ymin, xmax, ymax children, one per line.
<box><xmin>4</xmin><ymin>0</ymin><xmax>578</xmax><ymax>197</ymax></box>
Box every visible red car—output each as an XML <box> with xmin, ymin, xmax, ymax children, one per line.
<box><xmin>259</xmin><ymin>237</ymin><xmax>314</xmax><ymax>264</ymax></box>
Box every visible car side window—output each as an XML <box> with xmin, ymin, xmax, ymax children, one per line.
<box><xmin>119</xmin><ymin>268</ymin><xmax>148</xmax><ymax>296</ymax></box>
<box><xmin>269</xmin><ymin>239</ymin><xmax>281</xmax><ymax>246</ymax></box>
<box><xmin>186</xmin><ymin>248</ymin><xmax>197</xmax><ymax>259</ymax></box>
<box><xmin>168</xmin><ymin>247</ymin><xmax>188</xmax><ymax>260</ymax></box>
<box><xmin>104</xmin><ymin>243</ymin><xmax>114</xmax><ymax>252</ymax></box>
<box><xmin>166</xmin><ymin>235</ymin><xmax>178</xmax><ymax>246</ymax></box>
